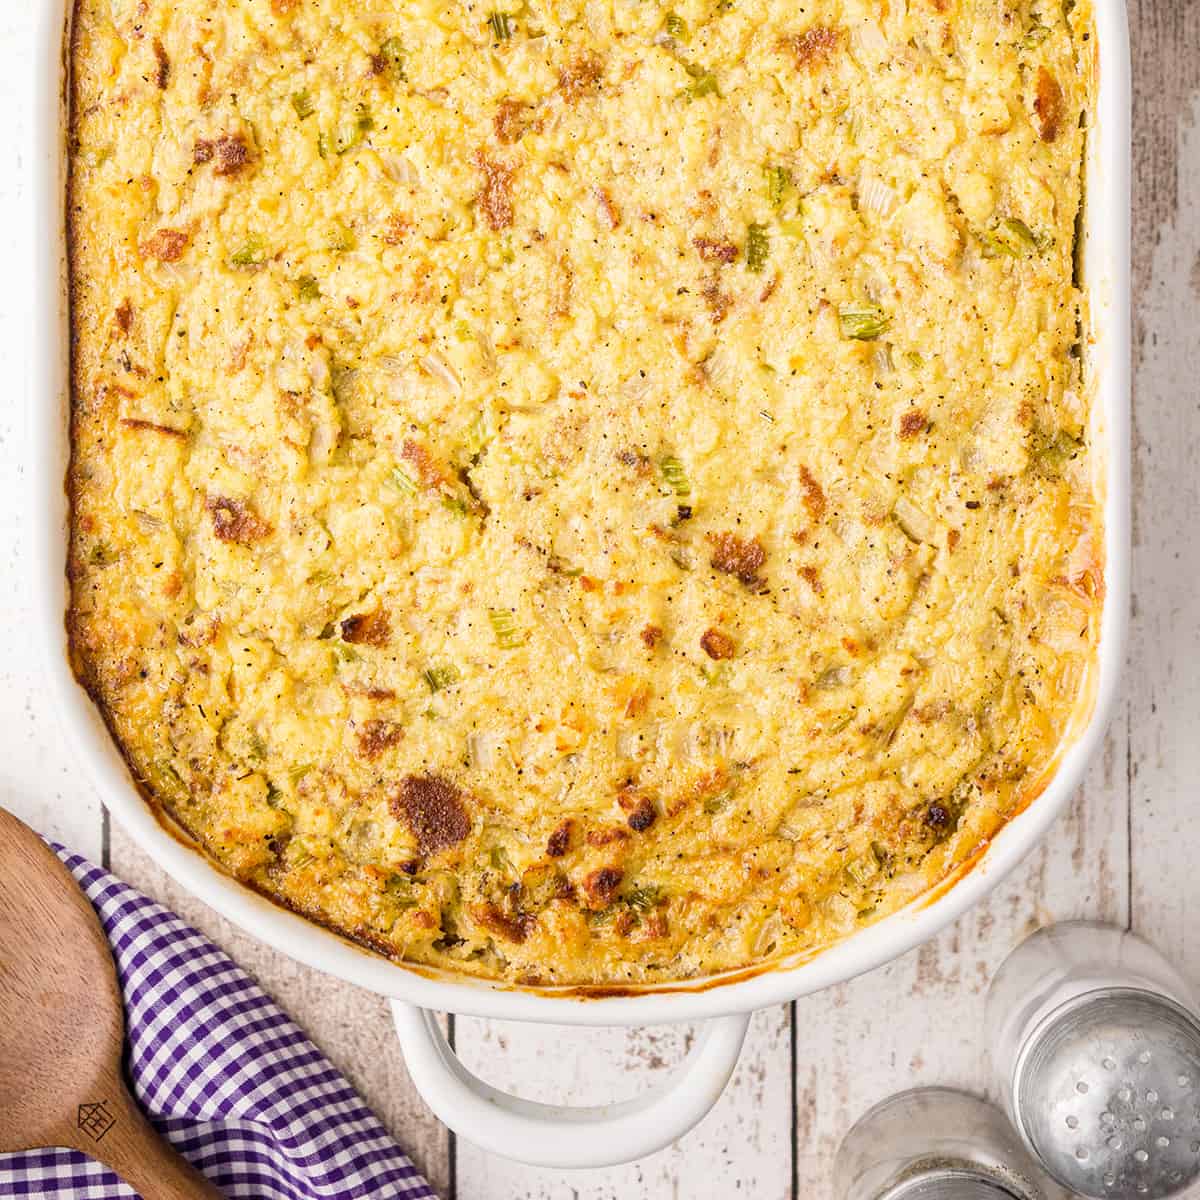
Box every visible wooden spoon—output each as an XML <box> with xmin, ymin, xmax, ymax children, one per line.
<box><xmin>0</xmin><ymin>807</ymin><xmax>222</xmax><ymax>1198</ymax></box>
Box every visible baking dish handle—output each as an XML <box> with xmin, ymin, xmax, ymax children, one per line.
<box><xmin>390</xmin><ymin>1002</ymin><xmax>750</xmax><ymax>1169</ymax></box>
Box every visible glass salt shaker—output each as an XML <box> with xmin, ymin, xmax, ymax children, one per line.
<box><xmin>985</xmin><ymin>921</ymin><xmax>1200</xmax><ymax>1199</ymax></box>
<box><xmin>834</xmin><ymin>1086</ymin><xmax>1071</xmax><ymax>1200</ymax></box>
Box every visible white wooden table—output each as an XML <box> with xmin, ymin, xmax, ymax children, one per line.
<box><xmin>4</xmin><ymin>4</ymin><xmax>1197</xmax><ymax>1196</ymax></box>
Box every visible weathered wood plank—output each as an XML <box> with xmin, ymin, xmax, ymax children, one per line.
<box><xmin>1127</xmin><ymin>0</ymin><xmax>1200</xmax><ymax>991</ymax></box>
<box><xmin>1127</xmin><ymin>1</ymin><xmax>1200</xmax><ymax>300</ymax></box>
<box><xmin>453</xmin><ymin>1003</ymin><xmax>793</xmax><ymax>1200</ymax></box>
<box><xmin>108</xmin><ymin>833</ymin><xmax>454</xmax><ymax>1198</ymax></box>
<box><xmin>792</xmin><ymin>719</ymin><xmax>1130</xmax><ymax>1192</ymax></box>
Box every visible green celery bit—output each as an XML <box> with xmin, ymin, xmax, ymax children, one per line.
<box><xmin>332</xmin><ymin>642</ymin><xmax>359</xmax><ymax>663</ymax></box>
<box><xmin>659</xmin><ymin>455</ymin><xmax>691</xmax><ymax>498</ymax></box>
<box><xmin>331</xmin><ymin>106</ymin><xmax>373</xmax><ymax>156</ymax></box>
<box><xmin>980</xmin><ymin>217</ymin><xmax>1043</xmax><ymax>258</ymax></box>
<box><xmin>291</xmin><ymin>89</ymin><xmax>316</xmax><ymax>120</ymax></box>
<box><xmin>624</xmin><ymin>884</ymin><xmax>662</xmax><ymax>910</ymax></box>
<box><xmin>379</xmin><ymin>36</ymin><xmax>406</xmax><ymax>80</ymax></box>
<box><xmin>488</xmin><ymin>11</ymin><xmax>513</xmax><ymax>39</ymax></box>
<box><xmin>441</xmin><ymin>495</ymin><xmax>470</xmax><ymax>516</ymax></box>
<box><xmin>289</xmin><ymin>763</ymin><xmax>315</xmax><ymax>783</ymax></box>
<box><xmin>229</xmin><ymin>235</ymin><xmax>267</xmax><ymax>269</ymax></box>
<box><xmin>297</xmin><ymin>274</ymin><xmax>321</xmax><ymax>301</ymax></box>
<box><xmin>669</xmin><ymin>544</ymin><xmax>694</xmax><ymax>572</ymax></box>
<box><xmin>1030</xmin><ymin>428</ymin><xmax>1082</xmax><ymax>476</ymax></box>
<box><xmin>465</xmin><ymin>410</ymin><xmax>492</xmax><ymax>457</ymax></box>
<box><xmin>1021</xmin><ymin>23</ymin><xmax>1050</xmax><ymax>49</ymax></box>
<box><xmin>488</xmin><ymin>608</ymin><xmax>525</xmax><ymax>649</ymax></box>
<box><xmin>664</xmin><ymin>12</ymin><xmax>687</xmax><ymax>39</ymax></box>
<box><xmin>424</xmin><ymin>663</ymin><xmax>460</xmax><ymax>693</ymax></box>
<box><xmin>845</xmin><ymin>854</ymin><xmax>880</xmax><ymax>886</ymax></box>
<box><xmin>871</xmin><ymin>840</ymin><xmax>894</xmax><ymax>876</ymax></box>
<box><xmin>84</xmin><ymin>143</ymin><xmax>113</xmax><ymax>169</ymax></box>
<box><xmin>765</xmin><ymin>164</ymin><xmax>791</xmax><ymax>209</ymax></box>
<box><xmin>390</xmin><ymin>467</ymin><xmax>418</xmax><ymax>494</ymax></box>
<box><xmin>683</xmin><ymin>62</ymin><xmax>719</xmax><ymax>100</ymax></box>
<box><xmin>154</xmin><ymin>760</ymin><xmax>186</xmax><ymax>792</ymax></box>
<box><xmin>328</xmin><ymin>222</ymin><xmax>356</xmax><ymax>252</ymax></box>
<box><xmin>745</xmin><ymin>223</ymin><xmax>769</xmax><ymax>272</ymax></box>
<box><xmin>703</xmin><ymin>788</ymin><xmax>735</xmax><ymax>814</ymax></box>
<box><xmin>838</xmin><ymin>302</ymin><xmax>889</xmax><ymax>340</ymax></box>
<box><xmin>489</xmin><ymin>844</ymin><xmax>515</xmax><ymax>872</ymax></box>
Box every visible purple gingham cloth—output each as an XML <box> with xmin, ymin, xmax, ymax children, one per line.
<box><xmin>0</xmin><ymin>846</ymin><xmax>438</xmax><ymax>1200</ymax></box>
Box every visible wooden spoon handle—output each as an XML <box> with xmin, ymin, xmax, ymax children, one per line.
<box><xmin>69</xmin><ymin>1080</ymin><xmax>223</xmax><ymax>1200</ymax></box>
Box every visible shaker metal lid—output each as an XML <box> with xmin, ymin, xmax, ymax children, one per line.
<box><xmin>1014</xmin><ymin>987</ymin><xmax>1200</xmax><ymax>1199</ymax></box>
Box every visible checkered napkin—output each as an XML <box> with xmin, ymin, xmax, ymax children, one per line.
<box><xmin>0</xmin><ymin>846</ymin><xmax>439</xmax><ymax>1200</ymax></box>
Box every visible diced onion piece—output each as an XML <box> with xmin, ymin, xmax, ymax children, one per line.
<box><xmin>309</xmin><ymin>354</ymin><xmax>331</xmax><ymax>391</ymax></box>
<box><xmin>854</xmin><ymin>20</ymin><xmax>889</xmax><ymax>60</ymax></box>
<box><xmin>468</xmin><ymin>730</ymin><xmax>500</xmax><ymax>770</ymax></box>
<box><xmin>752</xmin><ymin>912</ymin><xmax>783</xmax><ymax>957</ymax></box>
<box><xmin>381</xmin><ymin>153</ymin><xmax>419</xmax><ymax>187</ymax></box>
<box><xmin>893</xmin><ymin>495</ymin><xmax>935</xmax><ymax>544</ymax></box>
<box><xmin>420</xmin><ymin>352</ymin><xmax>463</xmax><ymax>396</ymax></box>
<box><xmin>616</xmin><ymin>724</ymin><xmax>658</xmax><ymax>760</ymax></box>
<box><xmin>858</xmin><ymin>173</ymin><xmax>897</xmax><ymax>218</ymax></box>
<box><xmin>816</xmin><ymin>665</ymin><xmax>852</xmax><ymax>689</ymax></box>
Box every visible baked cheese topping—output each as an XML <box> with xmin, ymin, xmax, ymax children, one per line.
<box><xmin>69</xmin><ymin>0</ymin><xmax>1099</xmax><ymax>986</ymax></box>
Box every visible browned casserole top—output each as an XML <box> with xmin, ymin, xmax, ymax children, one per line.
<box><xmin>68</xmin><ymin>0</ymin><xmax>1099</xmax><ymax>987</ymax></box>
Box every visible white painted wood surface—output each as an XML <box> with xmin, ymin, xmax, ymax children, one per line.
<box><xmin>2</xmin><ymin>4</ymin><xmax>1196</xmax><ymax>1196</ymax></box>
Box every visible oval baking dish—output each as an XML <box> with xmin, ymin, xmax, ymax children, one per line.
<box><xmin>32</xmin><ymin>0</ymin><xmax>1130</xmax><ymax>1170</ymax></box>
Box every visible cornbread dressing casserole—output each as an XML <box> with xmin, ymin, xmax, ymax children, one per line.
<box><xmin>68</xmin><ymin>0</ymin><xmax>1100</xmax><ymax>986</ymax></box>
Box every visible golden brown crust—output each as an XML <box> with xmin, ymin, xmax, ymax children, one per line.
<box><xmin>780</xmin><ymin>27</ymin><xmax>842</xmax><ymax>72</ymax></box>
<box><xmin>390</xmin><ymin>775</ymin><xmax>471</xmax><ymax>857</ymax></box>
<box><xmin>66</xmin><ymin>0</ymin><xmax>1099</xmax><ymax>988</ymax></box>
<box><xmin>707</xmin><ymin>532</ymin><xmax>766</xmax><ymax>587</ymax></box>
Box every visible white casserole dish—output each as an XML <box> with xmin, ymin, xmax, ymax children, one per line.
<box><xmin>31</xmin><ymin>0</ymin><xmax>1130</xmax><ymax>1171</ymax></box>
